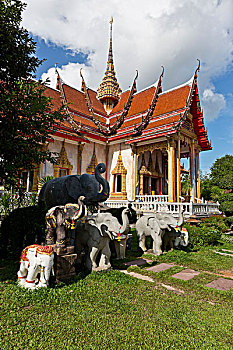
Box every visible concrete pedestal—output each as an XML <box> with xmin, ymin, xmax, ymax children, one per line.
<box><xmin>53</xmin><ymin>245</ymin><xmax>77</xmax><ymax>281</ymax></box>
<box><xmin>114</xmin><ymin>239</ymin><xmax>127</xmax><ymax>259</ymax></box>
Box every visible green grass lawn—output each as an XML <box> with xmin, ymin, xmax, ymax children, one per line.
<box><xmin>1</xmin><ymin>236</ymin><xmax>233</xmax><ymax>349</ymax></box>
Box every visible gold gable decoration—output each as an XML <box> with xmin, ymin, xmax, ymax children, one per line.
<box><xmin>111</xmin><ymin>149</ymin><xmax>127</xmax><ymax>175</ymax></box>
<box><xmin>86</xmin><ymin>144</ymin><xmax>98</xmax><ymax>175</ymax></box>
<box><xmin>109</xmin><ymin>148</ymin><xmax>127</xmax><ymax>200</ymax></box>
<box><xmin>53</xmin><ymin>141</ymin><xmax>73</xmax><ymax>178</ymax></box>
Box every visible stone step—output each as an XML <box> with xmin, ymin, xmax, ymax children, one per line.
<box><xmin>172</xmin><ymin>269</ymin><xmax>200</xmax><ymax>281</ymax></box>
<box><xmin>205</xmin><ymin>278</ymin><xmax>233</xmax><ymax>291</ymax></box>
<box><xmin>146</xmin><ymin>263</ymin><xmax>175</xmax><ymax>273</ymax></box>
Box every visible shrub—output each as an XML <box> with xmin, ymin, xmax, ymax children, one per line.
<box><xmin>184</xmin><ymin>223</ymin><xmax>221</xmax><ymax>250</ymax></box>
<box><xmin>200</xmin><ymin>215</ymin><xmax>228</xmax><ymax>233</ymax></box>
<box><xmin>219</xmin><ymin>200</ymin><xmax>233</xmax><ymax>217</ymax></box>
<box><xmin>225</xmin><ymin>216</ymin><xmax>233</xmax><ymax>228</ymax></box>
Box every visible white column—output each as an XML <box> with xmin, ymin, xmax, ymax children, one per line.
<box><xmin>190</xmin><ymin>140</ymin><xmax>196</xmax><ymax>202</ymax></box>
<box><xmin>167</xmin><ymin>140</ymin><xmax>174</xmax><ymax>202</ymax></box>
<box><xmin>196</xmin><ymin>150</ymin><xmax>200</xmax><ymax>200</ymax></box>
<box><xmin>177</xmin><ymin>138</ymin><xmax>181</xmax><ymax>202</ymax></box>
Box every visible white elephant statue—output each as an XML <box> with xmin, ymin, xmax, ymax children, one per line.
<box><xmin>136</xmin><ymin>210</ymin><xmax>184</xmax><ymax>256</ymax></box>
<box><xmin>17</xmin><ymin>244</ymin><xmax>54</xmax><ymax>289</ymax></box>
<box><xmin>74</xmin><ymin>208</ymin><xmax>129</xmax><ymax>271</ymax></box>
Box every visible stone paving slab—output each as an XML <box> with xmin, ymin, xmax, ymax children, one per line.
<box><xmin>124</xmin><ymin>258</ymin><xmax>153</xmax><ymax>266</ymax></box>
<box><xmin>205</xmin><ymin>278</ymin><xmax>233</xmax><ymax>291</ymax></box>
<box><xmin>146</xmin><ymin>263</ymin><xmax>175</xmax><ymax>273</ymax></box>
<box><xmin>120</xmin><ymin>270</ymin><xmax>154</xmax><ymax>282</ymax></box>
<box><xmin>172</xmin><ymin>269</ymin><xmax>200</xmax><ymax>281</ymax></box>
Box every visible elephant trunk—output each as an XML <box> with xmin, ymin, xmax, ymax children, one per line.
<box><xmin>177</xmin><ymin>209</ymin><xmax>184</xmax><ymax>227</ymax></box>
<box><xmin>119</xmin><ymin>208</ymin><xmax>129</xmax><ymax>234</ymax></box>
<box><xmin>95</xmin><ymin>163</ymin><xmax>110</xmax><ymax>203</ymax></box>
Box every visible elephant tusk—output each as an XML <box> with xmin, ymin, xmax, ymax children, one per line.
<box><xmin>98</xmin><ymin>184</ymin><xmax>103</xmax><ymax>194</ymax></box>
<box><xmin>51</xmin><ymin>266</ymin><xmax>55</xmax><ymax>276</ymax></box>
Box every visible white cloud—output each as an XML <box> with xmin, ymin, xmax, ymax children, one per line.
<box><xmin>22</xmin><ymin>0</ymin><xmax>233</xmax><ymax>120</ymax></box>
<box><xmin>202</xmin><ymin>89</ymin><xmax>226</xmax><ymax>121</ymax></box>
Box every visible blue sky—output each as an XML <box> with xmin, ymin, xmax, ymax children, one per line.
<box><xmin>22</xmin><ymin>0</ymin><xmax>233</xmax><ymax>174</ymax></box>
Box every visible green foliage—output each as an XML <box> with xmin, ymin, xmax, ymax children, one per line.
<box><xmin>0</xmin><ymin>0</ymin><xmax>65</xmax><ymax>189</ymax></box>
<box><xmin>200</xmin><ymin>215</ymin><xmax>228</xmax><ymax>233</ymax></box>
<box><xmin>225</xmin><ymin>216</ymin><xmax>233</xmax><ymax>227</ymax></box>
<box><xmin>200</xmin><ymin>155</ymin><xmax>233</xmax><ymax>217</ymax></box>
<box><xmin>200</xmin><ymin>177</ymin><xmax>211</xmax><ymax>201</ymax></box>
<box><xmin>220</xmin><ymin>200</ymin><xmax>233</xmax><ymax>217</ymax></box>
<box><xmin>210</xmin><ymin>154</ymin><xmax>233</xmax><ymax>190</ymax></box>
<box><xmin>184</xmin><ymin>221</ymin><xmax>221</xmax><ymax>250</ymax></box>
<box><xmin>181</xmin><ymin>173</ymin><xmax>191</xmax><ymax>196</ymax></box>
<box><xmin>0</xmin><ymin>190</ymin><xmax>38</xmax><ymax>216</ymax></box>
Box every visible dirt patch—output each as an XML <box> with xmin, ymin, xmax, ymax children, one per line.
<box><xmin>219</xmin><ymin>270</ymin><xmax>233</xmax><ymax>279</ymax></box>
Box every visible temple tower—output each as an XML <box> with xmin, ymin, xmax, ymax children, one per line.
<box><xmin>97</xmin><ymin>17</ymin><xmax>121</xmax><ymax>114</ymax></box>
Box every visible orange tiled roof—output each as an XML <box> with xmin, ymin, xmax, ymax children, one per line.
<box><xmin>43</xmin><ymin>77</ymin><xmax>211</xmax><ymax>151</ymax></box>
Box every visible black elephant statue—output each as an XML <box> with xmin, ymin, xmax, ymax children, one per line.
<box><xmin>104</xmin><ymin>203</ymin><xmax>137</xmax><ymax>225</ymax></box>
<box><xmin>38</xmin><ymin>163</ymin><xmax>110</xmax><ymax>210</ymax></box>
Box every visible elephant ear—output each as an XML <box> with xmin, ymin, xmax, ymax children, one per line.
<box><xmin>65</xmin><ymin>176</ymin><xmax>82</xmax><ymax>202</ymax></box>
<box><xmin>147</xmin><ymin>217</ymin><xmax>163</xmax><ymax>235</ymax></box>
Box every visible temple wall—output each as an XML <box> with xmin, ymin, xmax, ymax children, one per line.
<box><xmin>46</xmin><ymin>139</ymin><xmax>78</xmax><ymax>176</ymax></box>
<box><xmin>81</xmin><ymin>142</ymin><xmax>106</xmax><ymax>174</ymax></box>
<box><xmin>108</xmin><ymin>143</ymin><xmax>133</xmax><ymax>200</ymax></box>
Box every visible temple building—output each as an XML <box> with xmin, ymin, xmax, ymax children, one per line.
<box><xmin>30</xmin><ymin>18</ymin><xmax>211</xmax><ymax>205</ymax></box>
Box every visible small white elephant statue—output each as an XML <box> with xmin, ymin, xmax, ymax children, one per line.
<box><xmin>136</xmin><ymin>210</ymin><xmax>184</xmax><ymax>256</ymax></box>
<box><xmin>17</xmin><ymin>244</ymin><xmax>54</xmax><ymax>289</ymax></box>
<box><xmin>75</xmin><ymin>208</ymin><xmax>129</xmax><ymax>271</ymax></box>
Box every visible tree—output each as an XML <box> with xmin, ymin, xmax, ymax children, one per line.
<box><xmin>201</xmin><ymin>155</ymin><xmax>233</xmax><ymax>220</ymax></box>
<box><xmin>210</xmin><ymin>155</ymin><xmax>233</xmax><ymax>190</ymax></box>
<box><xmin>0</xmin><ymin>0</ymin><xmax>65</xmax><ymax>189</ymax></box>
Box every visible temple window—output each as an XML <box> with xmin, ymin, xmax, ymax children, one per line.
<box><xmin>59</xmin><ymin>168</ymin><xmax>69</xmax><ymax>177</ymax></box>
<box><xmin>109</xmin><ymin>148</ymin><xmax>127</xmax><ymax>200</ymax></box>
<box><xmin>115</xmin><ymin>174</ymin><xmax>122</xmax><ymax>192</ymax></box>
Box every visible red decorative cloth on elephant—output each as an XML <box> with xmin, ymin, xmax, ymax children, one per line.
<box><xmin>20</xmin><ymin>244</ymin><xmax>39</xmax><ymax>262</ymax></box>
<box><xmin>36</xmin><ymin>245</ymin><xmax>54</xmax><ymax>256</ymax></box>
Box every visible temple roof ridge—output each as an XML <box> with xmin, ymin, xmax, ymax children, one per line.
<box><xmin>160</xmin><ymin>77</ymin><xmax>194</xmax><ymax>96</ymax></box>
<box><xmin>135</xmin><ymin>77</ymin><xmax>161</xmax><ymax>95</ymax></box>
<box><xmin>160</xmin><ymin>60</ymin><xmax>200</xmax><ymax>96</ymax></box>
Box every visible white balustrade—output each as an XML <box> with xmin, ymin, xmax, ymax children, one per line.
<box><xmin>106</xmin><ymin>197</ymin><xmax>220</xmax><ymax>218</ymax></box>
<box><xmin>135</xmin><ymin>195</ymin><xmax>169</xmax><ymax>203</ymax></box>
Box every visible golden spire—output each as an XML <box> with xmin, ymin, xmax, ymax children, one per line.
<box><xmin>97</xmin><ymin>17</ymin><xmax>122</xmax><ymax>114</ymax></box>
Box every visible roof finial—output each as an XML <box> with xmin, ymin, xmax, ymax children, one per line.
<box><xmin>161</xmin><ymin>65</ymin><xmax>165</xmax><ymax>77</ymax></box>
<box><xmin>108</xmin><ymin>16</ymin><xmax>113</xmax><ymax>63</ymax></box>
<box><xmin>97</xmin><ymin>17</ymin><xmax>121</xmax><ymax>112</ymax></box>
<box><xmin>195</xmin><ymin>59</ymin><xmax>201</xmax><ymax>77</ymax></box>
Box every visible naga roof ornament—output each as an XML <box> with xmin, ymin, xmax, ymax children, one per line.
<box><xmin>55</xmin><ymin>65</ymin><xmax>83</xmax><ymax>135</ymax></box>
<box><xmin>81</xmin><ymin>68</ymin><xmax>138</xmax><ymax>136</ymax></box>
<box><xmin>134</xmin><ymin>66</ymin><xmax>164</xmax><ymax>136</ymax></box>
<box><xmin>176</xmin><ymin>59</ymin><xmax>201</xmax><ymax>130</ymax></box>
<box><xmin>97</xmin><ymin>17</ymin><xmax>122</xmax><ymax>111</ymax></box>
